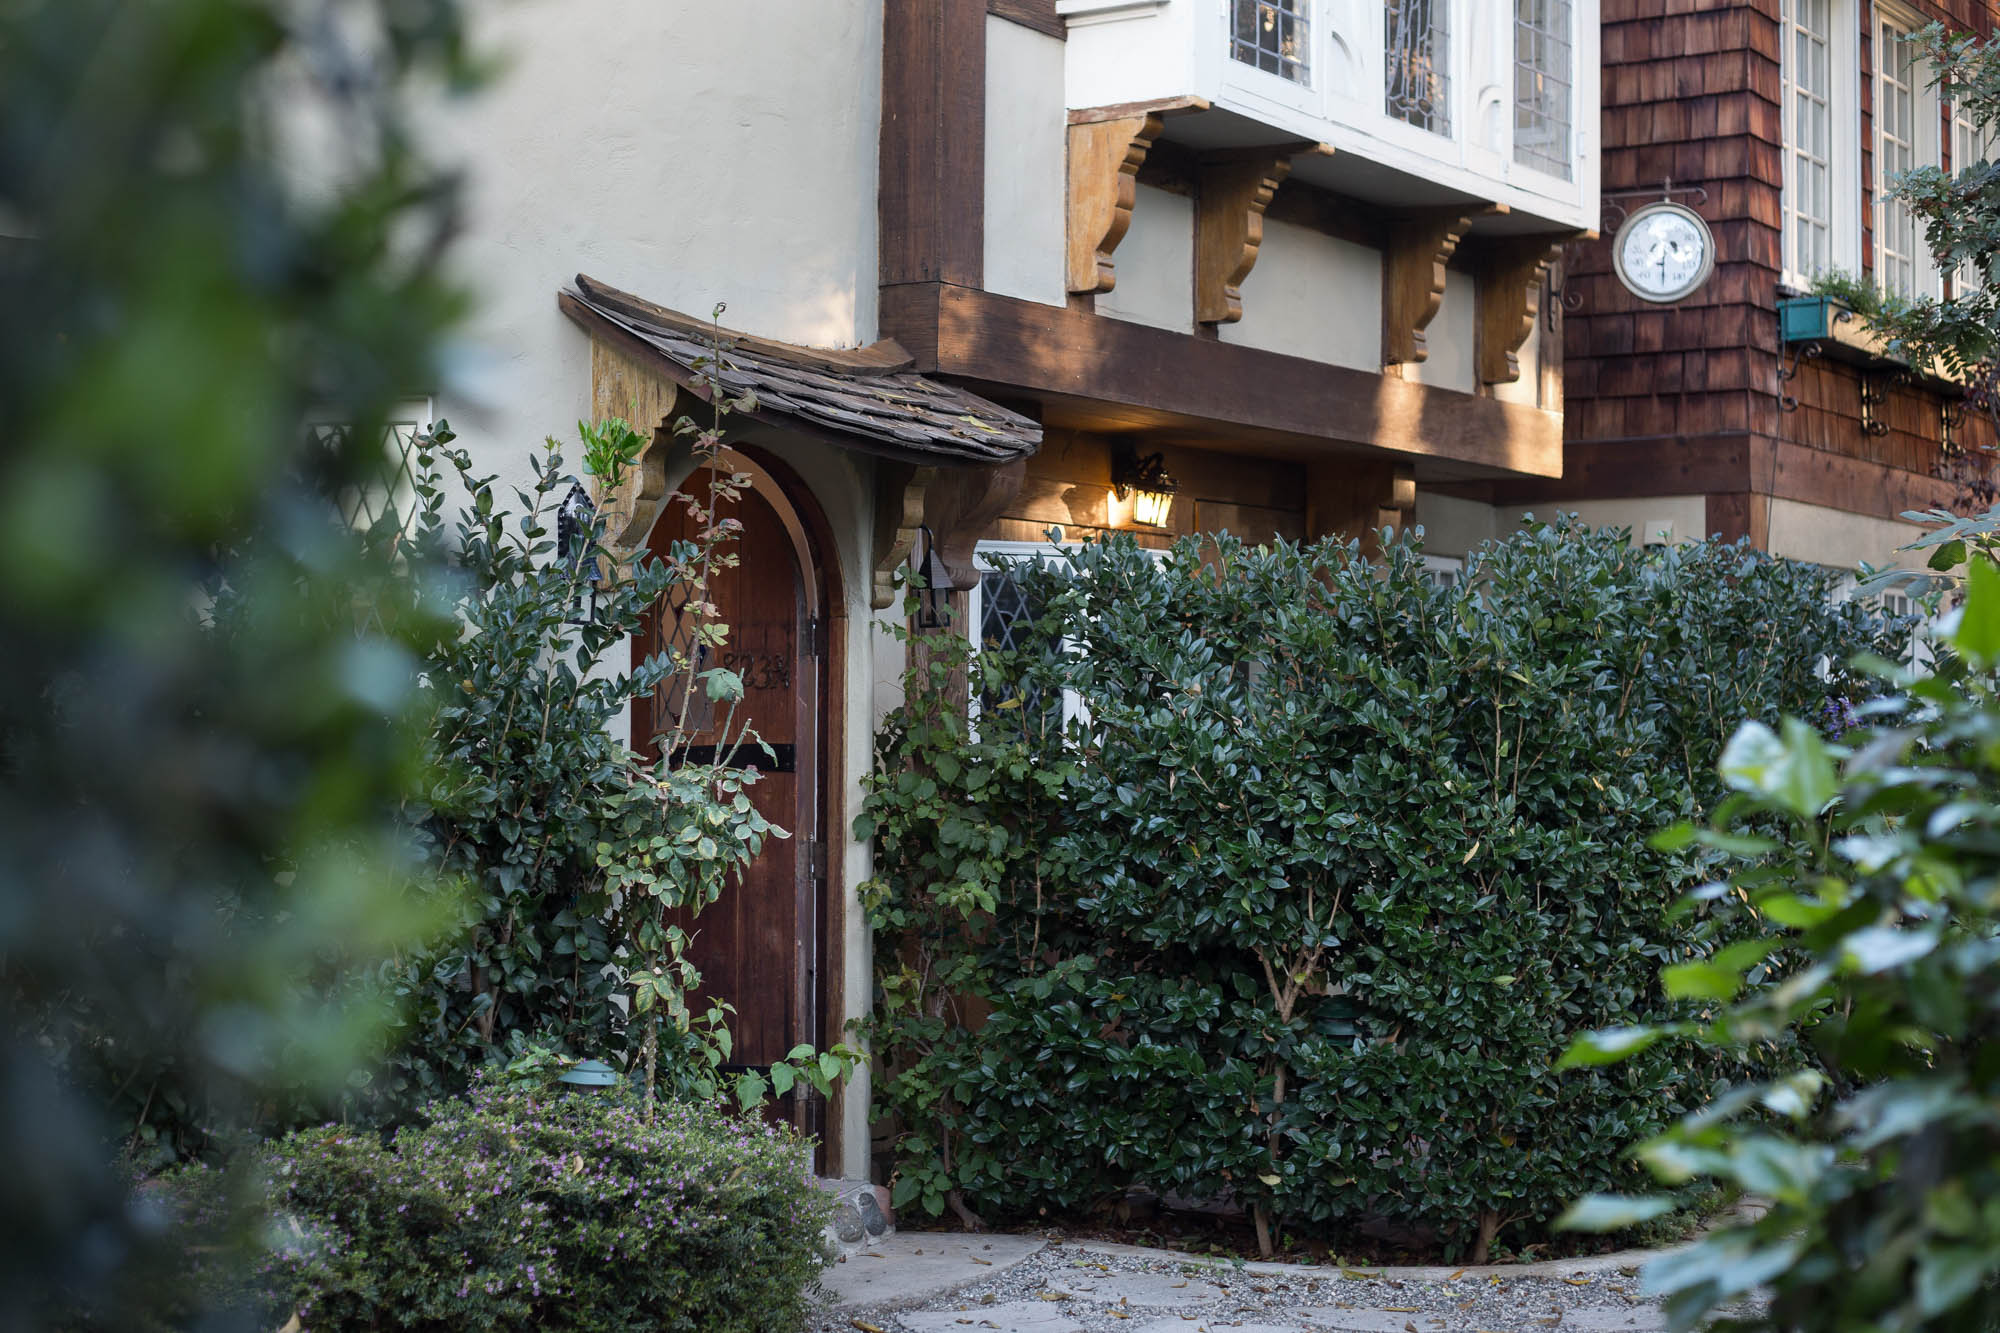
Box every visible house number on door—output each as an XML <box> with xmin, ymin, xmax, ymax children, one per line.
<box><xmin>724</xmin><ymin>652</ymin><xmax>792</xmax><ymax>691</ymax></box>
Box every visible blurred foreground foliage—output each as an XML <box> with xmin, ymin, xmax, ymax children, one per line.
<box><xmin>0</xmin><ymin>0</ymin><xmax>476</xmax><ymax>1325</ymax></box>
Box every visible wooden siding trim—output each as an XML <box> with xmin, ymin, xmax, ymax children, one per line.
<box><xmin>881</xmin><ymin>282</ymin><xmax>1565</xmax><ymax>477</ymax></box>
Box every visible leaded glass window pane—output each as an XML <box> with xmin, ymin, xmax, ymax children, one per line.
<box><xmin>1386</xmin><ymin>0</ymin><xmax>1450</xmax><ymax>136</ymax></box>
<box><xmin>1231</xmin><ymin>0</ymin><xmax>1310</xmax><ymax>85</ymax></box>
<box><xmin>1513</xmin><ymin>0</ymin><xmax>1572</xmax><ymax>179</ymax></box>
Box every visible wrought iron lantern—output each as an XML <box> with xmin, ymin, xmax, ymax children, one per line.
<box><xmin>913</xmin><ymin>525</ymin><xmax>955</xmax><ymax>630</ymax></box>
<box><xmin>556</xmin><ymin>1058</ymin><xmax>620</xmax><ymax>1091</ymax></box>
<box><xmin>556</xmin><ymin>482</ymin><xmax>606</xmax><ymax>625</ymax></box>
<box><xmin>1112</xmin><ymin>445</ymin><xmax>1178</xmax><ymax>529</ymax></box>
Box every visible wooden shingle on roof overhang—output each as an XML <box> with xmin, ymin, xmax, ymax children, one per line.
<box><xmin>558</xmin><ymin>275</ymin><xmax>1040</xmax><ymax>467</ymax></box>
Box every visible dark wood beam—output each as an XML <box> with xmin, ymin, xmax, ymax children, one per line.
<box><xmin>880</xmin><ymin>282</ymin><xmax>1564</xmax><ymax>477</ymax></box>
<box><xmin>1460</xmin><ymin>434</ymin><xmax>1960</xmax><ymax>528</ymax></box>
<box><xmin>880</xmin><ymin>0</ymin><xmax>985</xmax><ymax>288</ymax></box>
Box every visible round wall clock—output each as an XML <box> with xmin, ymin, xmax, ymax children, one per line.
<box><xmin>1610</xmin><ymin>201</ymin><xmax>1715</xmax><ymax>304</ymax></box>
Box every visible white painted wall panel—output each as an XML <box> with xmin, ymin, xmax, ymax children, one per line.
<box><xmin>1404</xmin><ymin>269</ymin><xmax>1475</xmax><ymax>395</ymax></box>
<box><xmin>1412</xmin><ymin>492</ymin><xmax>1499</xmax><ymax>558</ymax></box>
<box><xmin>1095</xmin><ymin>185</ymin><xmax>1193</xmax><ymax>333</ymax></box>
<box><xmin>984</xmin><ymin>17</ymin><xmax>1069</xmax><ymax>308</ymax></box>
<box><xmin>1217</xmin><ymin>220</ymin><xmax>1381</xmax><ymax>370</ymax></box>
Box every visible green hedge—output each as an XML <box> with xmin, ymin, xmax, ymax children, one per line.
<box><xmin>858</xmin><ymin>522</ymin><xmax>1908</xmax><ymax>1259</ymax></box>
<box><xmin>183</xmin><ymin>1082</ymin><xmax>830</xmax><ymax>1332</ymax></box>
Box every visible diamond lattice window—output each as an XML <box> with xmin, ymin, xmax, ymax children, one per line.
<box><xmin>1386</xmin><ymin>0</ymin><xmax>1450</xmax><ymax>136</ymax></box>
<box><xmin>318</xmin><ymin>404</ymin><xmax>431</xmax><ymax>547</ymax></box>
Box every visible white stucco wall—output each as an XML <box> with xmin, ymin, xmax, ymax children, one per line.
<box><xmin>1404</xmin><ymin>269</ymin><xmax>1476</xmax><ymax>395</ymax></box>
<box><xmin>1768</xmin><ymin>497</ymin><xmax>1927</xmax><ymax>573</ymax></box>
<box><xmin>418</xmin><ymin>0</ymin><xmax>882</xmax><ymax>495</ymax></box>
<box><xmin>1096</xmin><ymin>185</ymin><xmax>1193</xmax><ymax>333</ymax></box>
<box><xmin>984</xmin><ymin>16</ymin><xmax>1068</xmax><ymax>308</ymax></box>
<box><xmin>1218</xmin><ymin>220</ymin><xmax>1381</xmax><ymax>370</ymax></box>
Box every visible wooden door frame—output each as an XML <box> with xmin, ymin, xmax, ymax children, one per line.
<box><xmin>711</xmin><ymin>444</ymin><xmax>849</xmax><ymax>1175</ymax></box>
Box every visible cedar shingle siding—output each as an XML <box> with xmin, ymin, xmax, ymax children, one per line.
<box><xmin>1564</xmin><ymin>0</ymin><xmax>1999</xmax><ymax>523</ymax></box>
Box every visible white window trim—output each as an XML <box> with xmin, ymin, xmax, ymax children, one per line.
<box><xmin>1780</xmin><ymin>0</ymin><xmax>1863</xmax><ymax>291</ymax></box>
<box><xmin>1874</xmin><ymin>5</ymin><xmax>1943</xmax><ymax>301</ymax></box>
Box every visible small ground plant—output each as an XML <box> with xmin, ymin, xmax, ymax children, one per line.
<box><xmin>208</xmin><ymin>1080</ymin><xmax>831</xmax><ymax>1333</ymax></box>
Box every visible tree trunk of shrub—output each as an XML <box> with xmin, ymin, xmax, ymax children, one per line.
<box><xmin>1471</xmin><ymin>1209</ymin><xmax>1502</xmax><ymax>1265</ymax></box>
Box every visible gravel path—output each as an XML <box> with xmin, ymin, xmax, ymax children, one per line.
<box><xmin>813</xmin><ymin>1240</ymin><xmax>1688</xmax><ymax>1333</ymax></box>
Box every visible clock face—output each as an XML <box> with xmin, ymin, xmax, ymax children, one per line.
<box><xmin>1612</xmin><ymin>203</ymin><xmax>1715</xmax><ymax>303</ymax></box>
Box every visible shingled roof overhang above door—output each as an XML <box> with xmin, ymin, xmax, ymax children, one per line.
<box><xmin>559</xmin><ymin>275</ymin><xmax>1041</xmax><ymax>466</ymax></box>
<box><xmin>559</xmin><ymin>275</ymin><xmax>1039</xmax><ymax>608</ymax></box>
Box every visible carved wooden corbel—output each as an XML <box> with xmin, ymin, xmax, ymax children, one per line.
<box><xmin>1194</xmin><ymin>150</ymin><xmax>1299</xmax><ymax>325</ymax></box>
<box><xmin>588</xmin><ymin>336</ymin><xmax>683</xmax><ymax>554</ymax></box>
<box><xmin>924</xmin><ymin>460</ymin><xmax>1028</xmax><ymax>590</ymax></box>
<box><xmin>1066</xmin><ymin>113</ymin><xmax>1165</xmax><ymax>294</ymax></box>
<box><xmin>1476</xmin><ymin>237</ymin><xmax>1566</xmax><ymax>385</ymax></box>
<box><xmin>871</xmin><ymin>462</ymin><xmax>937</xmax><ymax>609</ymax></box>
<box><xmin>1382</xmin><ymin>208</ymin><xmax>1485</xmax><ymax>366</ymax></box>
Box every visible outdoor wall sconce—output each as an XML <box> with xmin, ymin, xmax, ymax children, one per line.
<box><xmin>557</xmin><ymin>481</ymin><xmax>605</xmax><ymax>625</ymax></box>
<box><xmin>913</xmin><ymin>524</ymin><xmax>955</xmax><ymax>631</ymax></box>
<box><xmin>1112</xmin><ymin>445</ymin><xmax>1178</xmax><ymax>529</ymax></box>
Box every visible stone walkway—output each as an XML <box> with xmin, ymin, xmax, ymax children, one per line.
<box><xmin>814</xmin><ymin>1235</ymin><xmax>1683</xmax><ymax>1333</ymax></box>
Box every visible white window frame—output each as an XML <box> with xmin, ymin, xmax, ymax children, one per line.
<box><xmin>1874</xmin><ymin>6</ymin><xmax>1943</xmax><ymax>302</ymax></box>
<box><xmin>1780</xmin><ymin>0</ymin><xmax>1863</xmax><ymax>290</ymax></box>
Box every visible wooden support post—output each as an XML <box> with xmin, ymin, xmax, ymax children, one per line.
<box><xmin>1382</xmin><ymin>209</ymin><xmax>1484</xmax><ymax>366</ymax></box>
<box><xmin>1066</xmin><ymin>114</ymin><xmax>1165</xmax><ymax>294</ymax></box>
<box><xmin>1476</xmin><ymin>238</ymin><xmax>1566</xmax><ymax>385</ymax></box>
<box><xmin>1305</xmin><ymin>459</ymin><xmax>1416</xmax><ymax>553</ymax></box>
<box><xmin>1195</xmin><ymin>151</ymin><xmax>1300</xmax><ymax>325</ymax></box>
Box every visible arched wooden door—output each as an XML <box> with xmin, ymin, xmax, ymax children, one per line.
<box><xmin>633</xmin><ymin>463</ymin><xmax>823</xmax><ymax>1142</ymax></box>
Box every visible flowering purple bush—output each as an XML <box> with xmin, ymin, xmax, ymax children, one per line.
<box><xmin>250</xmin><ymin>1081</ymin><xmax>831</xmax><ymax>1332</ymax></box>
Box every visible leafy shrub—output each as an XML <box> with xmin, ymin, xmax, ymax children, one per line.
<box><xmin>859</xmin><ymin>522</ymin><xmax>1909</xmax><ymax>1259</ymax></box>
<box><xmin>245</xmin><ymin>1080</ymin><xmax>830</xmax><ymax>1333</ymax></box>
<box><xmin>1559</xmin><ymin>548</ymin><xmax>2000</xmax><ymax>1330</ymax></box>
<box><xmin>365</xmin><ymin>429</ymin><xmax>774</xmax><ymax>1115</ymax></box>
